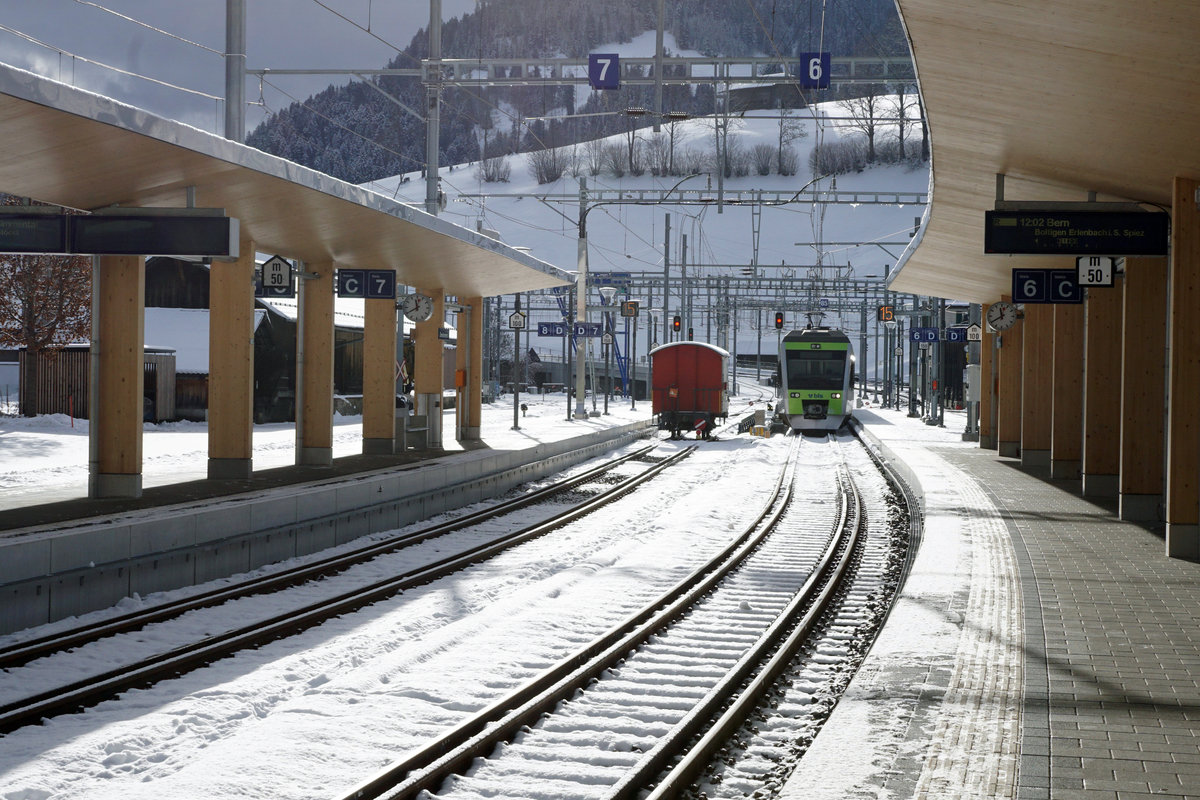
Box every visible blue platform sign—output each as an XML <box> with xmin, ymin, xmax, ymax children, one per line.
<box><xmin>538</xmin><ymin>322</ymin><xmax>568</xmax><ymax>337</ymax></box>
<box><xmin>945</xmin><ymin>327</ymin><xmax>967</xmax><ymax>343</ymax></box>
<box><xmin>1012</xmin><ymin>268</ymin><xmax>1081</xmax><ymax>304</ymax></box>
<box><xmin>588</xmin><ymin>53</ymin><xmax>620</xmax><ymax>89</ymax></box>
<box><xmin>910</xmin><ymin>326</ymin><xmax>939</xmax><ymax>343</ymax></box>
<box><xmin>592</xmin><ymin>271</ymin><xmax>632</xmax><ymax>286</ymax></box>
<box><xmin>365</xmin><ymin>269</ymin><xmax>396</xmax><ymax>299</ymax></box>
<box><xmin>799</xmin><ymin>52</ymin><xmax>831</xmax><ymax>89</ymax></box>
<box><xmin>573</xmin><ymin>322</ymin><xmax>603</xmax><ymax>337</ymax></box>
<box><xmin>337</xmin><ymin>269</ymin><xmax>396</xmax><ymax>299</ymax></box>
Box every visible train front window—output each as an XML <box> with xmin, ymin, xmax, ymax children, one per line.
<box><xmin>786</xmin><ymin>349</ymin><xmax>846</xmax><ymax>389</ymax></box>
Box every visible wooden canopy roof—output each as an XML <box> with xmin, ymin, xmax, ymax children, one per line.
<box><xmin>889</xmin><ymin>0</ymin><xmax>1200</xmax><ymax>302</ymax></box>
<box><xmin>0</xmin><ymin>64</ymin><xmax>570</xmax><ymax>298</ymax></box>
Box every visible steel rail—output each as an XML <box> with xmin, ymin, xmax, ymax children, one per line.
<box><xmin>340</xmin><ymin>437</ymin><xmax>801</xmax><ymax>800</ymax></box>
<box><xmin>629</xmin><ymin>446</ymin><xmax>866</xmax><ymax>799</ymax></box>
<box><xmin>0</xmin><ymin>445</ymin><xmax>658</xmax><ymax>671</ymax></box>
<box><xmin>0</xmin><ymin>446</ymin><xmax>691</xmax><ymax>736</ymax></box>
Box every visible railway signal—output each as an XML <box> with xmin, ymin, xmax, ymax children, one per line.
<box><xmin>774</xmin><ymin>311</ymin><xmax>784</xmax><ymax>329</ymax></box>
<box><xmin>672</xmin><ymin>315</ymin><xmax>681</xmax><ymax>333</ymax></box>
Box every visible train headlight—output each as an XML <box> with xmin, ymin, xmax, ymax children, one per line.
<box><xmin>831</xmin><ymin>392</ymin><xmax>841</xmax><ymax>399</ymax></box>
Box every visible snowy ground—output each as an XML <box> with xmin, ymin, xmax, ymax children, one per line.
<box><xmin>0</xmin><ymin>390</ymin><xmax>672</xmax><ymax>511</ymax></box>
<box><xmin>0</xmin><ymin>388</ymin><xmax>983</xmax><ymax>800</ymax></box>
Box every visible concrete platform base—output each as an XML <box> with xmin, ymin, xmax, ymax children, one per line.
<box><xmin>1119</xmin><ymin>492</ymin><xmax>1161</xmax><ymax>523</ymax></box>
<box><xmin>1082</xmin><ymin>472</ymin><xmax>1118</xmax><ymax>497</ymax></box>
<box><xmin>298</xmin><ymin>447</ymin><xmax>333</xmax><ymax>467</ymax></box>
<box><xmin>208</xmin><ymin>458</ymin><xmax>252</xmax><ymax>480</ymax></box>
<box><xmin>90</xmin><ymin>473</ymin><xmax>142</xmax><ymax>499</ymax></box>
<box><xmin>1021</xmin><ymin>448</ymin><xmax>1050</xmax><ymax>469</ymax></box>
<box><xmin>1166</xmin><ymin>523</ymin><xmax>1200</xmax><ymax>560</ymax></box>
<box><xmin>998</xmin><ymin>440</ymin><xmax>1020</xmax><ymax>458</ymax></box>
<box><xmin>1050</xmin><ymin>458</ymin><xmax>1081</xmax><ymax>480</ymax></box>
<box><xmin>361</xmin><ymin>438</ymin><xmax>395</xmax><ymax>456</ymax></box>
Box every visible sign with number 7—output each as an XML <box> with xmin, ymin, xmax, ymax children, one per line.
<box><xmin>588</xmin><ymin>53</ymin><xmax>620</xmax><ymax>89</ymax></box>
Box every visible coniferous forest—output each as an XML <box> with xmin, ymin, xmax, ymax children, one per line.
<box><xmin>246</xmin><ymin>0</ymin><xmax>909</xmax><ymax>184</ymax></box>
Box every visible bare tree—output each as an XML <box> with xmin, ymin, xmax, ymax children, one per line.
<box><xmin>477</xmin><ymin>155</ymin><xmax>511</xmax><ymax>182</ymax></box>
<box><xmin>664</xmin><ymin>117</ymin><xmax>686</xmax><ymax>175</ymax></box>
<box><xmin>724</xmin><ymin>134</ymin><xmax>750</xmax><ymax>178</ymax></box>
<box><xmin>839</xmin><ymin>84</ymin><xmax>887</xmax><ymax>163</ymax></box>
<box><xmin>603</xmin><ymin>142</ymin><xmax>627</xmax><ymax>177</ymax></box>
<box><xmin>645</xmin><ymin>132</ymin><xmax>670</xmax><ymax>177</ymax></box>
<box><xmin>777</xmin><ymin>145</ymin><xmax>800</xmax><ymax>176</ymax></box>
<box><xmin>776</xmin><ymin>106</ymin><xmax>808</xmax><ymax>173</ymax></box>
<box><xmin>678</xmin><ymin>145</ymin><xmax>707</xmax><ymax>176</ymax></box>
<box><xmin>583</xmin><ymin>138</ymin><xmax>606</xmax><ymax>176</ymax></box>
<box><xmin>886</xmin><ymin>83</ymin><xmax>921</xmax><ymax>160</ymax></box>
<box><xmin>0</xmin><ymin>197</ymin><xmax>91</xmax><ymax>416</ymax></box>
<box><xmin>476</xmin><ymin>128</ymin><xmax>512</xmax><ymax>182</ymax></box>
<box><xmin>528</xmin><ymin>146</ymin><xmax>572</xmax><ymax>184</ymax></box>
<box><xmin>751</xmin><ymin>143</ymin><xmax>775</xmax><ymax>176</ymax></box>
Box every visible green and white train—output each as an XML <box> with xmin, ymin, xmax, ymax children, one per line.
<box><xmin>775</xmin><ymin>328</ymin><xmax>856</xmax><ymax>433</ymax></box>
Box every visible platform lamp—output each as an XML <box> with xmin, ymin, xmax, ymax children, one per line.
<box><xmin>598</xmin><ymin>286</ymin><xmax>617</xmax><ymax>415</ymax></box>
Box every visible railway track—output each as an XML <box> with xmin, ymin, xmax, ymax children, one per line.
<box><xmin>340</xmin><ymin>433</ymin><xmax>878</xmax><ymax>800</ymax></box>
<box><xmin>0</xmin><ymin>443</ymin><xmax>693</xmax><ymax>735</ymax></box>
<box><xmin>681</xmin><ymin>429</ymin><xmax>914</xmax><ymax>798</ymax></box>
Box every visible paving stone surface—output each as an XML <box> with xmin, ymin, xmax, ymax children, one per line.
<box><xmin>785</xmin><ymin>416</ymin><xmax>1200</xmax><ymax>800</ymax></box>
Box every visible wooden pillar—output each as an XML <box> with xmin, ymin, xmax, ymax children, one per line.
<box><xmin>207</xmin><ymin>237</ymin><xmax>256</xmax><ymax>479</ymax></box>
<box><xmin>1081</xmin><ymin>276</ymin><xmax>1123</xmax><ymax>497</ymax></box>
<box><xmin>996</xmin><ymin>298</ymin><xmax>1023</xmax><ymax>459</ymax></box>
<box><xmin>979</xmin><ymin>310</ymin><xmax>997</xmax><ymax>450</ymax></box>
<box><xmin>1120</xmin><ymin>257</ymin><xmax>1168</xmax><ymax>522</ymax></box>
<box><xmin>362</xmin><ymin>291</ymin><xmax>398</xmax><ymax>455</ymax></box>
<box><xmin>455</xmin><ymin>296</ymin><xmax>484</xmax><ymax>440</ymax></box>
<box><xmin>1050</xmin><ymin>303</ymin><xmax>1084</xmax><ymax>480</ymax></box>
<box><xmin>297</xmin><ymin>260</ymin><xmax>334</xmax><ymax>466</ymax></box>
<box><xmin>1020</xmin><ymin>303</ymin><xmax>1053</xmax><ymax>470</ymax></box>
<box><xmin>414</xmin><ymin>289</ymin><xmax>445</xmax><ymax>449</ymax></box>
<box><xmin>90</xmin><ymin>255</ymin><xmax>144</xmax><ymax>498</ymax></box>
<box><xmin>1165</xmin><ymin>177</ymin><xmax>1200</xmax><ymax>558</ymax></box>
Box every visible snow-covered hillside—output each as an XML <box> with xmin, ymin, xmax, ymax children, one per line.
<box><xmin>364</xmin><ymin>97</ymin><xmax>929</xmax><ymax>347</ymax></box>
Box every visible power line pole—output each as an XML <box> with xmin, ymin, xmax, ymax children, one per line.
<box><xmin>425</xmin><ymin>0</ymin><xmax>442</xmax><ymax>216</ymax></box>
<box><xmin>224</xmin><ymin>0</ymin><xmax>245</xmax><ymax>142</ymax></box>
<box><xmin>575</xmin><ymin>178</ymin><xmax>589</xmax><ymax>419</ymax></box>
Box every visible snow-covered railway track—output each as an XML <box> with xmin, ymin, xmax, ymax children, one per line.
<box><xmin>344</xmin><ymin>435</ymin><xmax>868</xmax><ymax>800</ymax></box>
<box><xmin>0</xmin><ymin>444</ymin><xmax>657</xmax><ymax>671</ymax></box>
<box><xmin>678</xmin><ymin>430</ymin><xmax>913</xmax><ymax>799</ymax></box>
<box><xmin>0</xmin><ymin>444</ymin><xmax>688</xmax><ymax>735</ymax></box>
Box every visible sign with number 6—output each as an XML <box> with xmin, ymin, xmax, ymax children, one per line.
<box><xmin>800</xmin><ymin>52</ymin><xmax>831</xmax><ymax>89</ymax></box>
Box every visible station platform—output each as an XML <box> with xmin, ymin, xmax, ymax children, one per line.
<box><xmin>786</xmin><ymin>408</ymin><xmax>1200</xmax><ymax>800</ymax></box>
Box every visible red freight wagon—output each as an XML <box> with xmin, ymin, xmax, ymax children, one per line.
<box><xmin>650</xmin><ymin>341</ymin><xmax>730</xmax><ymax>439</ymax></box>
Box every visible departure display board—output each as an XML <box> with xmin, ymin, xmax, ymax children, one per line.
<box><xmin>984</xmin><ymin>210</ymin><xmax>1168</xmax><ymax>256</ymax></box>
<box><xmin>0</xmin><ymin>214</ymin><xmax>68</xmax><ymax>253</ymax></box>
<box><xmin>71</xmin><ymin>215</ymin><xmax>238</xmax><ymax>257</ymax></box>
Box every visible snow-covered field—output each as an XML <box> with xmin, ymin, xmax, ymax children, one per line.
<box><xmin>0</xmin><ymin>392</ymin><xmax>655</xmax><ymax>511</ymax></box>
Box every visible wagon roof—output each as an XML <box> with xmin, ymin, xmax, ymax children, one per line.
<box><xmin>648</xmin><ymin>341</ymin><xmax>730</xmax><ymax>358</ymax></box>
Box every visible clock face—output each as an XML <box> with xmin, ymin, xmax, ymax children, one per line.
<box><xmin>401</xmin><ymin>293</ymin><xmax>434</xmax><ymax>322</ymax></box>
<box><xmin>986</xmin><ymin>301</ymin><xmax>1019</xmax><ymax>331</ymax></box>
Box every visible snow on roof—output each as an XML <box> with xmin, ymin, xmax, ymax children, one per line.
<box><xmin>256</xmin><ymin>297</ymin><xmax>457</xmax><ymax>339</ymax></box>
<box><xmin>648</xmin><ymin>340</ymin><xmax>731</xmax><ymax>358</ymax></box>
